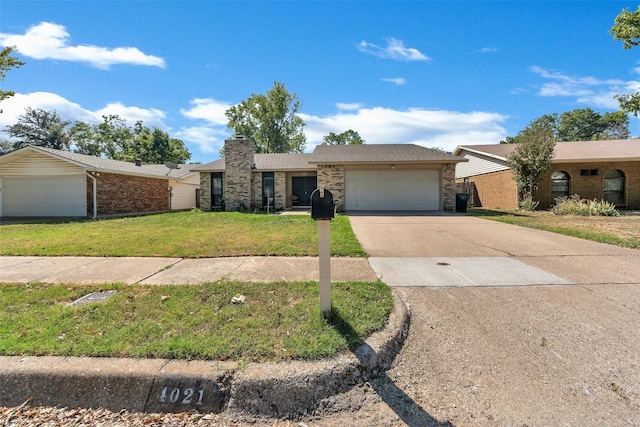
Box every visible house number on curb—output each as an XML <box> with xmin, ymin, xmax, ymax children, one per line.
<box><xmin>159</xmin><ymin>386</ymin><xmax>205</xmax><ymax>405</ymax></box>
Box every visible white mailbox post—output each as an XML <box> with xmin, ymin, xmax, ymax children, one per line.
<box><xmin>310</xmin><ymin>188</ymin><xmax>335</xmax><ymax>316</ymax></box>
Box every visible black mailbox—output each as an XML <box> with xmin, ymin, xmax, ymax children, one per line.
<box><xmin>310</xmin><ymin>188</ymin><xmax>335</xmax><ymax>220</ymax></box>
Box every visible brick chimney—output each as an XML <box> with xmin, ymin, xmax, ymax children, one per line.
<box><xmin>223</xmin><ymin>135</ymin><xmax>254</xmax><ymax>211</ymax></box>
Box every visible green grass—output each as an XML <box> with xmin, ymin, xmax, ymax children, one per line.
<box><xmin>467</xmin><ymin>208</ymin><xmax>640</xmax><ymax>249</ymax></box>
<box><xmin>0</xmin><ymin>211</ymin><xmax>367</xmax><ymax>257</ymax></box>
<box><xmin>0</xmin><ymin>280</ymin><xmax>393</xmax><ymax>362</ymax></box>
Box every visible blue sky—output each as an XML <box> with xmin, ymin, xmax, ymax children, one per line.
<box><xmin>1</xmin><ymin>1</ymin><xmax>639</xmax><ymax>163</ymax></box>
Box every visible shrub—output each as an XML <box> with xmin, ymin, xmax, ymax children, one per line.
<box><xmin>519</xmin><ymin>196</ymin><xmax>539</xmax><ymax>211</ymax></box>
<box><xmin>552</xmin><ymin>195</ymin><xmax>620</xmax><ymax>216</ymax></box>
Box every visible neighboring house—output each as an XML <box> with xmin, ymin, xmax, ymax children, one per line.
<box><xmin>454</xmin><ymin>139</ymin><xmax>640</xmax><ymax>210</ymax></box>
<box><xmin>190</xmin><ymin>136</ymin><xmax>467</xmax><ymax>212</ymax></box>
<box><xmin>0</xmin><ymin>145</ymin><xmax>200</xmax><ymax>218</ymax></box>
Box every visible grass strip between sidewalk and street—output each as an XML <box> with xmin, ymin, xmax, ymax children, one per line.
<box><xmin>467</xmin><ymin>208</ymin><xmax>640</xmax><ymax>249</ymax></box>
<box><xmin>0</xmin><ymin>280</ymin><xmax>392</xmax><ymax>362</ymax></box>
<box><xmin>0</xmin><ymin>211</ymin><xmax>367</xmax><ymax>257</ymax></box>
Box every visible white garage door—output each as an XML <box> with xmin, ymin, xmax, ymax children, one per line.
<box><xmin>345</xmin><ymin>169</ymin><xmax>440</xmax><ymax>211</ymax></box>
<box><xmin>2</xmin><ymin>176</ymin><xmax>86</xmax><ymax>217</ymax></box>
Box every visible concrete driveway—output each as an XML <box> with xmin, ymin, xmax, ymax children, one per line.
<box><xmin>341</xmin><ymin>212</ymin><xmax>640</xmax><ymax>426</ymax></box>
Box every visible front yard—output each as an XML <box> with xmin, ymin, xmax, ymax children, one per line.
<box><xmin>0</xmin><ymin>211</ymin><xmax>367</xmax><ymax>257</ymax></box>
<box><xmin>468</xmin><ymin>208</ymin><xmax>640</xmax><ymax>249</ymax></box>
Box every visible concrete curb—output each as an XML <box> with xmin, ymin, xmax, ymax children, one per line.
<box><xmin>0</xmin><ymin>291</ymin><xmax>410</xmax><ymax>419</ymax></box>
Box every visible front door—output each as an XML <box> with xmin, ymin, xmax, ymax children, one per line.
<box><xmin>291</xmin><ymin>176</ymin><xmax>317</xmax><ymax>206</ymax></box>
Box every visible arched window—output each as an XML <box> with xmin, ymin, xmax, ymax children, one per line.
<box><xmin>550</xmin><ymin>171</ymin><xmax>570</xmax><ymax>201</ymax></box>
<box><xmin>604</xmin><ymin>169</ymin><xmax>625</xmax><ymax>206</ymax></box>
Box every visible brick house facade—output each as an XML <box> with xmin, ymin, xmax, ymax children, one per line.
<box><xmin>87</xmin><ymin>173</ymin><xmax>170</xmax><ymax>216</ymax></box>
<box><xmin>454</xmin><ymin>140</ymin><xmax>640</xmax><ymax>211</ymax></box>
<box><xmin>0</xmin><ymin>145</ymin><xmax>199</xmax><ymax>218</ymax></box>
<box><xmin>192</xmin><ymin>136</ymin><xmax>465</xmax><ymax>213</ymax></box>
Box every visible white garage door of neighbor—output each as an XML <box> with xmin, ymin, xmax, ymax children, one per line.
<box><xmin>345</xmin><ymin>169</ymin><xmax>440</xmax><ymax>210</ymax></box>
<box><xmin>2</xmin><ymin>176</ymin><xmax>86</xmax><ymax>216</ymax></box>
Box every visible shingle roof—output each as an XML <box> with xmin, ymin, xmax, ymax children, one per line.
<box><xmin>455</xmin><ymin>139</ymin><xmax>640</xmax><ymax>162</ymax></box>
<box><xmin>189</xmin><ymin>153</ymin><xmax>316</xmax><ymax>172</ymax></box>
<box><xmin>310</xmin><ymin>144</ymin><xmax>465</xmax><ymax>164</ymax></box>
<box><xmin>3</xmin><ymin>145</ymin><xmax>197</xmax><ymax>179</ymax></box>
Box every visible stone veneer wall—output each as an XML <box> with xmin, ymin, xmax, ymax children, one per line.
<box><xmin>199</xmin><ymin>173</ymin><xmax>212</xmax><ymax>211</ymax></box>
<box><xmin>87</xmin><ymin>172</ymin><xmax>169</xmax><ymax>216</ymax></box>
<box><xmin>275</xmin><ymin>172</ymin><xmax>286</xmax><ymax>210</ymax></box>
<box><xmin>251</xmin><ymin>171</ymin><xmax>287</xmax><ymax>211</ymax></box>
<box><xmin>316</xmin><ymin>164</ymin><xmax>345</xmax><ymax>211</ymax></box>
<box><xmin>224</xmin><ymin>138</ymin><xmax>254</xmax><ymax>211</ymax></box>
<box><xmin>441</xmin><ymin>163</ymin><xmax>456</xmax><ymax>212</ymax></box>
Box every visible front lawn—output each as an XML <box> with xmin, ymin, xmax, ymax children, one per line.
<box><xmin>468</xmin><ymin>208</ymin><xmax>640</xmax><ymax>249</ymax></box>
<box><xmin>0</xmin><ymin>280</ymin><xmax>393</xmax><ymax>362</ymax></box>
<box><xmin>0</xmin><ymin>211</ymin><xmax>366</xmax><ymax>257</ymax></box>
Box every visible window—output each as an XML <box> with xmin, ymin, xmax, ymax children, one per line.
<box><xmin>211</xmin><ymin>172</ymin><xmax>224</xmax><ymax>209</ymax></box>
<box><xmin>262</xmin><ymin>172</ymin><xmax>275</xmax><ymax>210</ymax></box>
<box><xmin>550</xmin><ymin>171</ymin><xmax>570</xmax><ymax>201</ymax></box>
<box><xmin>604</xmin><ymin>169</ymin><xmax>625</xmax><ymax>206</ymax></box>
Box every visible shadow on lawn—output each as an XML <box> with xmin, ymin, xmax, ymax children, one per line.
<box><xmin>466</xmin><ymin>208</ymin><xmax>529</xmax><ymax>217</ymax></box>
<box><xmin>329</xmin><ymin>310</ymin><xmax>454</xmax><ymax>427</ymax></box>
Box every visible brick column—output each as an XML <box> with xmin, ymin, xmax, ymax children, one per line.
<box><xmin>224</xmin><ymin>137</ymin><xmax>254</xmax><ymax>211</ymax></box>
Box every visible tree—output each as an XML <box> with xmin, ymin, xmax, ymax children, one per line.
<box><xmin>225</xmin><ymin>81</ymin><xmax>306</xmax><ymax>153</ymax></box>
<box><xmin>507</xmin><ymin>125</ymin><xmax>556</xmax><ymax>209</ymax></box>
<box><xmin>501</xmin><ymin>109</ymin><xmax>629</xmax><ymax>144</ymax></box>
<box><xmin>599</xmin><ymin>111</ymin><xmax>630</xmax><ymax>140</ymax></box>
<box><xmin>4</xmin><ymin>107</ymin><xmax>71</xmax><ymax>150</ymax></box>
<box><xmin>501</xmin><ymin>113</ymin><xmax>557</xmax><ymax>144</ymax></box>
<box><xmin>322</xmin><ymin>129</ymin><xmax>365</xmax><ymax>145</ymax></box>
<box><xmin>130</xmin><ymin>123</ymin><xmax>191</xmax><ymax>164</ymax></box>
<box><xmin>610</xmin><ymin>6</ymin><xmax>640</xmax><ymax>49</ymax></box>
<box><xmin>3</xmin><ymin>110</ymin><xmax>191</xmax><ymax>163</ymax></box>
<box><xmin>611</xmin><ymin>7</ymin><xmax>640</xmax><ymax>115</ymax></box>
<box><xmin>93</xmin><ymin>115</ymin><xmax>134</xmax><ymax>160</ymax></box>
<box><xmin>0</xmin><ymin>46</ymin><xmax>25</xmax><ymax>111</ymax></box>
<box><xmin>69</xmin><ymin>121</ymin><xmax>101</xmax><ymax>156</ymax></box>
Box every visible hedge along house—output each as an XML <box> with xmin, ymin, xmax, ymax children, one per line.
<box><xmin>192</xmin><ymin>135</ymin><xmax>467</xmax><ymax>212</ymax></box>
<box><xmin>0</xmin><ymin>145</ymin><xmax>200</xmax><ymax>219</ymax></box>
<box><xmin>454</xmin><ymin>139</ymin><xmax>640</xmax><ymax>210</ymax></box>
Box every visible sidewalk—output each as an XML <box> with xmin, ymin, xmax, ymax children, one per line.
<box><xmin>0</xmin><ymin>255</ymin><xmax>406</xmax><ymax>419</ymax></box>
<box><xmin>0</xmin><ymin>255</ymin><xmax>378</xmax><ymax>284</ymax></box>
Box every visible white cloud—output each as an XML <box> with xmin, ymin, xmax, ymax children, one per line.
<box><xmin>478</xmin><ymin>47</ymin><xmax>498</xmax><ymax>53</ymax></box>
<box><xmin>382</xmin><ymin>77</ymin><xmax>407</xmax><ymax>85</ymax></box>
<box><xmin>180</xmin><ymin>98</ymin><xmax>231</xmax><ymax>125</ymax></box>
<box><xmin>0</xmin><ymin>92</ymin><xmax>168</xmax><ymax>135</ymax></box>
<box><xmin>174</xmin><ymin>125</ymin><xmax>228</xmax><ymax>155</ymax></box>
<box><xmin>530</xmin><ymin>66</ymin><xmax>628</xmax><ymax>109</ymax></box>
<box><xmin>299</xmin><ymin>106</ymin><xmax>508</xmax><ymax>153</ymax></box>
<box><xmin>178</xmin><ymin>97</ymin><xmax>507</xmax><ymax>156</ymax></box>
<box><xmin>0</xmin><ymin>22</ymin><xmax>165</xmax><ymax>69</ymax></box>
<box><xmin>358</xmin><ymin>38</ymin><xmax>430</xmax><ymax>61</ymax></box>
<box><xmin>336</xmin><ymin>103</ymin><xmax>363</xmax><ymax>111</ymax></box>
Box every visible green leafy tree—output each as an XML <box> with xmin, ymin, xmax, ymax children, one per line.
<box><xmin>131</xmin><ymin>123</ymin><xmax>191</xmax><ymax>164</ymax></box>
<box><xmin>508</xmin><ymin>126</ymin><xmax>556</xmax><ymax>209</ymax></box>
<box><xmin>611</xmin><ymin>7</ymin><xmax>640</xmax><ymax>115</ymax></box>
<box><xmin>69</xmin><ymin>121</ymin><xmax>101</xmax><ymax>156</ymax></box>
<box><xmin>225</xmin><ymin>81</ymin><xmax>306</xmax><ymax>153</ymax></box>
<box><xmin>502</xmin><ymin>109</ymin><xmax>629</xmax><ymax>144</ymax></box>
<box><xmin>322</xmin><ymin>129</ymin><xmax>365</xmax><ymax>145</ymax></box>
<box><xmin>0</xmin><ymin>46</ymin><xmax>25</xmax><ymax>112</ymax></box>
<box><xmin>501</xmin><ymin>114</ymin><xmax>558</xmax><ymax>144</ymax></box>
<box><xmin>93</xmin><ymin>115</ymin><xmax>134</xmax><ymax>160</ymax></box>
<box><xmin>4</xmin><ymin>107</ymin><xmax>71</xmax><ymax>151</ymax></box>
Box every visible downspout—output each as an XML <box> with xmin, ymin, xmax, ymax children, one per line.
<box><xmin>85</xmin><ymin>171</ymin><xmax>97</xmax><ymax>219</ymax></box>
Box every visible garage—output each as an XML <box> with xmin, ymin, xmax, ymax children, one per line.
<box><xmin>345</xmin><ymin>169</ymin><xmax>440</xmax><ymax>210</ymax></box>
<box><xmin>1</xmin><ymin>175</ymin><xmax>86</xmax><ymax>217</ymax></box>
